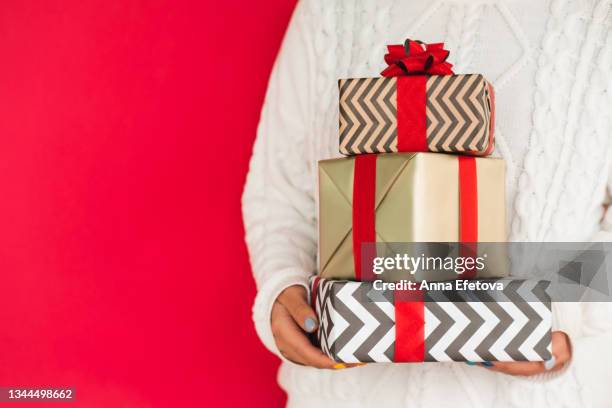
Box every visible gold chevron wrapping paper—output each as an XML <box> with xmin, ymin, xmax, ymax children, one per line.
<box><xmin>318</xmin><ymin>153</ymin><xmax>506</xmax><ymax>281</ymax></box>
<box><xmin>311</xmin><ymin>277</ymin><xmax>552</xmax><ymax>363</ymax></box>
<box><xmin>338</xmin><ymin>74</ymin><xmax>495</xmax><ymax>155</ymax></box>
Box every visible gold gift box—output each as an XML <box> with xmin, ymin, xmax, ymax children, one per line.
<box><xmin>318</xmin><ymin>152</ymin><xmax>506</xmax><ymax>281</ymax></box>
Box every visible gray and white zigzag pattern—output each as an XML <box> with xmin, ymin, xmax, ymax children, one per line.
<box><xmin>312</xmin><ymin>278</ymin><xmax>551</xmax><ymax>363</ymax></box>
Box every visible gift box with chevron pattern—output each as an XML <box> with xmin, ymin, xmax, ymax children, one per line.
<box><xmin>338</xmin><ymin>74</ymin><xmax>495</xmax><ymax>156</ymax></box>
<box><xmin>310</xmin><ymin>277</ymin><xmax>552</xmax><ymax>363</ymax></box>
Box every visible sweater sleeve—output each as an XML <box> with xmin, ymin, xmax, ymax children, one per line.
<box><xmin>560</xmin><ymin>158</ymin><xmax>612</xmax><ymax>398</ymax></box>
<box><xmin>241</xmin><ymin>1</ymin><xmax>318</xmax><ymax>359</ymax></box>
<box><xmin>534</xmin><ymin>160</ymin><xmax>612</xmax><ymax>388</ymax></box>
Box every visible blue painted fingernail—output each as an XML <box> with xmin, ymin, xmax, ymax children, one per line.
<box><xmin>305</xmin><ymin>317</ymin><xmax>317</xmax><ymax>333</ymax></box>
<box><xmin>465</xmin><ymin>361</ymin><xmax>476</xmax><ymax>366</ymax></box>
<box><xmin>481</xmin><ymin>361</ymin><xmax>494</xmax><ymax>367</ymax></box>
<box><xmin>544</xmin><ymin>356</ymin><xmax>556</xmax><ymax>371</ymax></box>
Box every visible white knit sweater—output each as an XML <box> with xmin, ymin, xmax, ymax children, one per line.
<box><xmin>242</xmin><ymin>0</ymin><xmax>612</xmax><ymax>406</ymax></box>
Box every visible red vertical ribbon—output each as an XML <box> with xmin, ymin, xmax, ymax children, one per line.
<box><xmin>394</xmin><ymin>290</ymin><xmax>425</xmax><ymax>362</ymax></box>
<box><xmin>352</xmin><ymin>155</ymin><xmax>377</xmax><ymax>280</ymax></box>
<box><xmin>310</xmin><ymin>277</ymin><xmax>321</xmax><ymax>311</ymax></box>
<box><xmin>458</xmin><ymin>156</ymin><xmax>478</xmax><ymax>279</ymax></box>
<box><xmin>396</xmin><ymin>76</ymin><xmax>428</xmax><ymax>152</ymax></box>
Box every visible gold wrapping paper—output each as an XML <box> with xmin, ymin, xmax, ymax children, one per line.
<box><xmin>318</xmin><ymin>153</ymin><xmax>506</xmax><ymax>281</ymax></box>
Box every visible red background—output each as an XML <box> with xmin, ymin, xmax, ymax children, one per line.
<box><xmin>0</xmin><ymin>0</ymin><xmax>296</xmax><ymax>406</ymax></box>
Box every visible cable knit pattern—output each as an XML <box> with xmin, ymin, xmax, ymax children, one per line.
<box><xmin>512</xmin><ymin>0</ymin><xmax>572</xmax><ymax>242</ymax></box>
<box><xmin>242</xmin><ymin>0</ymin><xmax>612</xmax><ymax>406</ymax></box>
<box><xmin>559</xmin><ymin>1</ymin><xmax>612</xmax><ymax>240</ymax></box>
<box><xmin>450</xmin><ymin>4</ymin><xmax>485</xmax><ymax>73</ymax></box>
<box><xmin>540</xmin><ymin>1</ymin><xmax>610</xmax><ymax>241</ymax></box>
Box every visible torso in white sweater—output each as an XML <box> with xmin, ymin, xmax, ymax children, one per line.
<box><xmin>242</xmin><ymin>0</ymin><xmax>612</xmax><ymax>406</ymax></box>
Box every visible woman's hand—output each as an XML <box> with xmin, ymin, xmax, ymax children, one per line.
<box><xmin>271</xmin><ymin>285</ymin><xmax>337</xmax><ymax>368</ymax></box>
<box><xmin>481</xmin><ymin>331</ymin><xmax>571</xmax><ymax>376</ymax></box>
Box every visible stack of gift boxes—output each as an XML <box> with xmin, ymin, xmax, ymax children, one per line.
<box><xmin>310</xmin><ymin>40</ymin><xmax>552</xmax><ymax>364</ymax></box>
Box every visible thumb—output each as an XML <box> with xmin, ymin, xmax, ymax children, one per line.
<box><xmin>277</xmin><ymin>285</ymin><xmax>318</xmax><ymax>333</ymax></box>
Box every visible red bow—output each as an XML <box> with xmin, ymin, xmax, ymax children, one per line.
<box><xmin>381</xmin><ymin>39</ymin><xmax>454</xmax><ymax>77</ymax></box>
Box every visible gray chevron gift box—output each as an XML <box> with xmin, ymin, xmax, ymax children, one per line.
<box><xmin>310</xmin><ymin>277</ymin><xmax>552</xmax><ymax>363</ymax></box>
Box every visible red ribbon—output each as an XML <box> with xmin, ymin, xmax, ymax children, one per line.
<box><xmin>395</xmin><ymin>289</ymin><xmax>425</xmax><ymax>362</ymax></box>
<box><xmin>458</xmin><ymin>156</ymin><xmax>478</xmax><ymax>279</ymax></box>
<box><xmin>352</xmin><ymin>155</ymin><xmax>377</xmax><ymax>281</ymax></box>
<box><xmin>381</xmin><ymin>39</ymin><xmax>454</xmax><ymax>78</ymax></box>
<box><xmin>380</xmin><ymin>39</ymin><xmax>454</xmax><ymax>153</ymax></box>
<box><xmin>310</xmin><ymin>277</ymin><xmax>321</xmax><ymax>311</ymax></box>
<box><xmin>396</xmin><ymin>76</ymin><xmax>428</xmax><ymax>152</ymax></box>
<box><xmin>458</xmin><ymin>156</ymin><xmax>478</xmax><ymax>243</ymax></box>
